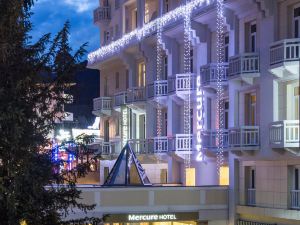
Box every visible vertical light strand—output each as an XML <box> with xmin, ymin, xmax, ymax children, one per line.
<box><xmin>183</xmin><ymin>3</ymin><xmax>192</xmax><ymax>169</ymax></box>
<box><xmin>156</xmin><ymin>19</ymin><xmax>163</xmax><ymax>151</ymax></box>
<box><xmin>216</xmin><ymin>0</ymin><xmax>225</xmax><ymax>174</ymax></box>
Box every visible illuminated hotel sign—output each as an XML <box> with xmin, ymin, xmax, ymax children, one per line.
<box><xmin>128</xmin><ymin>214</ymin><xmax>177</xmax><ymax>221</ymax></box>
<box><xmin>196</xmin><ymin>75</ymin><xmax>204</xmax><ymax>161</ymax></box>
<box><xmin>121</xmin><ymin>106</ymin><xmax>128</xmax><ymax>146</ymax></box>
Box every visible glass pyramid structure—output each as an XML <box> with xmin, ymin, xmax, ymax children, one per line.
<box><xmin>103</xmin><ymin>143</ymin><xmax>151</xmax><ymax>186</ymax></box>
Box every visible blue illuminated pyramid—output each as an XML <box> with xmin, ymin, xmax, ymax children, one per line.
<box><xmin>103</xmin><ymin>143</ymin><xmax>151</xmax><ymax>186</ymax></box>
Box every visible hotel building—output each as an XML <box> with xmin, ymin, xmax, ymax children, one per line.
<box><xmin>72</xmin><ymin>0</ymin><xmax>300</xmax><ymax>224</ymax></box>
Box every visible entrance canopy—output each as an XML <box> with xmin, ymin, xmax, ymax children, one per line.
<box><xmin>103</xmin><ymin>143</ymin><xmax>151</xmax><ymax>186</ymax></box>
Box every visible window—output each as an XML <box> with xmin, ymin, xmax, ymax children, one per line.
<box><xmin>294</xmin><ymin>86</ymin><xmax>299</xmax><ymax>120</ymax></box>
<box><xmin>295</xmin><ymin>168</ymin><xmax>299</xmax><ymax>190</ymax></box>
<box><xmin>104</xmin><ymin>120</ymin><xmax>109</xmax><ymax>142</ymax></box>
<box><xmin>294</xmin><ymin>6</ymin><xmax>300</xmax><ymax>38</ymax></box>
<box><xmin>190</xmin><ymin>109</ymin><xmax>193</xmax><ymax>133</ymax></box>
<box><xmin>245</xmin><ymin>92</ymin><xmax>256</xmax><ymax>126</ymax></box>
<box><xmin>116</xmin><ymin>118</ymin><xmax>119</xmax><ymax>136</ymax></box>
<box><xmin>115</xmin><ymin>0</ymin><xmax>120</xmax><ymax>9</ymax></box>
<box><xmin>138</xmin><ymin>62</ymin><xmax>146</xmax><ymax>87</ymax></box>
<box><xmin>145</xmin><ymin>3</ymin><xmax>150</xmax><ymax>24</ymax></box>
<box><xmin>104</xmin><ymin>30</ymin><xmax>110</xmax><ymax>44</ymax></box>
<box><xmin>115</xmin><ymin>72</ymin><xmax>119</xmax><ymax>89</ymax></box>
<box><xmin>207</xmin><ymin>98</ymin><xmax>211</xmax><ymax>130</ymax></box>
<box><xmin>126</xmin><ymin>70</ymin><xmax>129</xmax><ymax>89</ymax></box>
<box><xmin>104</xmin><ymin>167</ymin><xmax>110</xmax><ymax>181</ymax></box>
<box><xmin>160</xmin><ymin>169</ymin><xmax>168</xmax><ymax>184</ymax></box>
<box><xmin>250</xmin><ymin>168</ymin><xmax>255</xmax><ymax>189</ymax></box>
<box><xmin>224</xmin><ymin>101</ymin><xmax>229</xmax><ymax>129</ymax></box>
<box><xmin>115</xmin><ymin>24</ymin><xmax>119</xmax><ymax>39</ymax></box>
<box><xmin>163</xmin><ymin>55</ymin><xmax>168</xmax><ymax>80</ymax></box>
<box><xmin>249</xmin><ymin>22</ymin><xmax>256</xmax><ymax>52</ymax></box>
<box><xmin>224</xmin><ymin>35</ymin><xmax>229</xmax><ymax>62</ymax></box>
<box><xmin>165</xmin><ymin>112</ymin><xmax>168</xmax><ymax>136</ymax></box>
<box><xmin>219</xmin><ymin>166</ymin><xmax>229</xmax><ymax>185</ymax></box>
<box><xmin>164</xmin><ymin>0</ymin><xmax>169</xmax><ymax>13</ymax></box>
<box><xmin>104</xmin><ymin>77</ymin><xmax>108</xmax><ymax>96</ymax></box>
<box><xmin>185</xmin><ymin>168</ymin><xmax>195</xmax><ymax>186</ymax></box>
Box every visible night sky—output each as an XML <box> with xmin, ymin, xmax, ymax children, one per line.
<box><xmin>30</xmin><ymin>0</ymin><xmax>100</xmax><ymax>57</ymax></box>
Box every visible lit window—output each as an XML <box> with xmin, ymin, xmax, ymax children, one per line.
<box><xmin>185</xmin><ymin>168</ymin><xmax>195</xmax><ymax>186</ymax></box>
<box><xmin>219</xmin><ymin>166</ymin><xmax>229</xmax><ymax>185</ymax></box>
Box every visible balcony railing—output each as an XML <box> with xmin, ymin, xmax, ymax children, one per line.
<box><xmin>269</xmin><ymin>120</ymin><xmax>299</xmax><ymax>148</ymax></box>
<box><xmin>291</xmin><ymin>190</ymin><xmax>300</xmax><ymax>209</ymax></box>
<box><xmin>200</xmin><ymin>63</ymin><xmax>229</xmax><ymax>85</ymax></box>
<box><xmin>148</xmin><ymin>80</ymin><xmax>168</xmax><ymax>98</ymax></box>
<box><xmin>228</xmin><ymin>53</ymin><xmax>260</xmax><ymax>77</ymax></box>
<box><xmin>247</xmin><ymin>188</ymin><xmax>256</xmax><ymax>206</ymax></box>
<box><xmin>114</xmin><ymin>91</ymin><xmax>127</xmax><ymax>107</ymax></box>
<box><xmin>168</xmin><ymin>73</ymin><xmax>196</xmax><ymax>93</ymax></box>
<box><xmin>153</xmin><ymin>136</ymin><xmax>169</xmax><ymax>153</ymax></box>
<box><xmin>93</xmin><ymin>97</ymin><xmax>112</xmax><ymax>111</ymax></box>
<box><xmin>127</xmin><ymin>87</ymin><xmax>146</xmax><ymax>103</ymax></box>
<box><xmin>93</xmin><ymin>6</ymin><xmax>111</xmax><ymax>24</ymax></box>
<box><xmin>128</xmin><ymin>139</ymin><xmax>152</xmax><ymax>154</ymax></box>
<box><xmin>174</xmin><ymin>134</ymin><xmax>194</xmax><ymax>152</ymax></box>
<box><xmin>270</xmin><ymin>38</ymin><xmax>300</xmax><ymax>65</ymax></box>
<box><xmin>229</xmin><ymin>126</ymin><xmax>260</xmax><ymax>148</ymax></box>
<box><xmin>202</xmin><ymin>130</ymin><xmax>229</xmax><ymax>149</ymax></box>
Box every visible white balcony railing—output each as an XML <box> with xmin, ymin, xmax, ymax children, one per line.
<box><xmin>128</xmin><ymin>139</ymin><xmax>152</xmax><ymax>154</ymax></box>
<box><xmin>269</xmin><ymin>120</ymin><xmax>300</xmax><ymax>148</ymax></box>
<box><xmin>291</xmin><ymin>190</ymin><xmax>300</xmax><ymax>209</ymax></box>
<box><xmin>175</xmin><ymin>134</ymin><xmax>193</xmax><ymax>152</ymax></box>
<box><xmin>148</xmin><ymin>80</ymin><xmax>168</xmax><ymax>98</ymax></box>
<box><xmin>270</xmin><ymin>38</ymin><xmax>300</xmax><ymax>65</ymax></box>
<box><xmin>202</xmin><ymin>130</ymin><xmax>229</xmax><ymax>149</ymax></box>
<box><xmin>247</xmin><ymin>188</ymin><xmax>256</xmax><ymax>206</ymax></box>
<box><xmin>114</xmin><ymin>91</ymin><xmax>127</xmax><ymax>107</ymax></box>
<box><xmin>168</xmin><ymin>73</ymin><xmax>196</xmax><ymax>93</ymax></box>
<box><xmin>93</xmin><ymin>97</ymin><xmax>112</xmax><ymax>111</ymax></box>
<box><xmin>127</xmin><ymin>87</ymin><xmax>146</xmax><ymax>103</ymax></box>
<box><xmin>228</xmin><ymin>53</ymin><xmax>260</xmax><ymax>77</ymax></box>
<box><xmin>93</xmin><ymin>6</ymin><xmax>111</xmax><ymax>23</ymax></box>
<box><xmin>153</xmin><ymin>136</ymin><xmax>169</xmax><ymax>153</ymax></box>
<box><xmin>200</xmin><ymin>63</ymin><xmax>229</xmax><ymax>85</ymax></box>
<box><xmin>229</xmin><ymin>126</ymin><xmax>260</xmax><ymax>148</ymax></box>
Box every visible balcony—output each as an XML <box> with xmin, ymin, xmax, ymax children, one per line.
<box><xmin>92</xmin><ymin>97</ymin><xmax>112</xmax><ymax>116</ymax></box>
<box><xmin>269</xmin><ymin>38</ymin><xmax>300</xmax><ymax>79</ymax></box>
<box><xmin>200</xmin><ymin>63</ymin><xmax>229</xmax><ymax>88</ymax></box>
<box><xmin>173</xmin><ymin>134</ymin><xmax>194</xmax><ymax>153</ymax></box>
<box><xmin>127</xmin><ymin>87</ymin><xmax>147</xmax><ymax>112</ymax></box>
<box><xmin>269</xmin><ymin>120</ymin><xmax>300</xmax><ymax>151</ymax></box>
<box><xmin>291</xmin><ymin>190</ymin><xmax>300</xmax><ymax>209</ymax></box>
<box><xmin>147</xmin><ymin>80</ymin><xmax>168</xmax><ymax>107</ymax></box>
<box><xmin>92</xmin><ymin>140</ymin><xmax>121</xmax><ymax>158</ymax></box>
<box><xmin>113</xmin><ymin>91</ymin><xmax>127</xmax><ymax>111</ymax></box>
<box><xmin>153</xmin><ymin>137</ymin><xmax>169</xmax><ymax>153</ymax></box>
<box><xmin>128</xmin><ymin>139</ymin><xmax>152</xmax><ymax>154</ymax></box>
<box><xmin>168</xmin><ymin>73</ymin><xmax>196</xmax><ymax>102</ymax></box>
<box><xmin>228</xmin><ymin>53</ymin><xmax>260</xmax><ymax>84</ymax></box>
<box><xmin>70</xmin><ymin>186</ymin><xmax>228</xmax><ymax>220</ymax></box>
<box><xmin>247</xmin><ymin>188</ymin><xmax>256</xmax><ymax>206</ymax></box>
<box><xmin>93</xmin><ymin>6</ymin><xmax>111</xmax><ymax>25</ymax></box>
<box><xmin>202</xmin><ymin>130</ymin><xmax>229</xmax><ymax>151</ymax></box>
<box><xmin>229</xmin><ymin>126</ymin><xmax>260</xmax><ymax>151</ymax></box>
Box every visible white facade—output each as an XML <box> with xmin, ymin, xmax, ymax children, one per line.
<box><xmin>86</xmin><ymin>0</ymin><xmax>300</xmax><ymax>225</ymax></box>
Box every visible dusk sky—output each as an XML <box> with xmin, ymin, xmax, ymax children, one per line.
<box><xmin>30</xmin><ymin>0</ymin><xmax>100</xmax><ymax>58</ymax></box>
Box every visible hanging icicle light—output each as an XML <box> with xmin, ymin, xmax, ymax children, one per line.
<box><xmin>183</xmin><ymin>2</ymin><xmax>192</xmax><ymax>169</ymax></box>
<box><xmin>156</xmin><ymin>18</ymin><xmax>163</xmax><ymax>151</ymax></box>
<box><xmin>216</xmin><ymin>0</ymin><xmax>225</xmax><ymax>174</ymax></box>
<box><xmin>87</xmin><ymin>0</ymin><xmax>212</xmax><ymax>66</ymax></box>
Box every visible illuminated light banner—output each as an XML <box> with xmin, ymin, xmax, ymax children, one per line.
<box><xmin>121</xmin><ymin>106</ymin><xmax>128</xmax><ymax>146</ymax></box>
<box><xmin>88</xmin><ymin>0</ymin><xmax>212</xmax><ymax>65</ymax></box>
<box><xmin>129</xmin><ymin>214</ymin><xmax>177</xmax><ymax>221</ymax></box>
<box><xmin>196</xmin><ymin>75</ymin><xmax>205</xmax><ymax>161</ymax></box>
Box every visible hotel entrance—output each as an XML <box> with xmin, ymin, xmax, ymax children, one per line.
<box><xmin>102</xmin><ymin>213</ymin><xmax>207</xmax><ymax>225</ymax></box>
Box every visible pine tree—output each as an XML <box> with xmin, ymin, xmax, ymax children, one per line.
<box><xmin>0</xmin><ymin>1</ymin><xmax>100</xmax><ymax>224</ymax></box>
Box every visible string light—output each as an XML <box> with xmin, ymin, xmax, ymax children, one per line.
<box><xmin>216</xmin><ymin>0</ymin><xmax>225</xmax><ymax>174</ymax></box>
<box><xmin>183</xmin><ymin>2</ymin><xmax>192</xmax><ymax>169</ymax></box>
<box><xmin>87</xmin><ymin>0</ymin><xmax>212</xmax><ymax>66</ymax></box>
<box><xmin>156</xmin><ymin>18</ymin><xmax>163</xmax><ymax>151</ymax></box>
